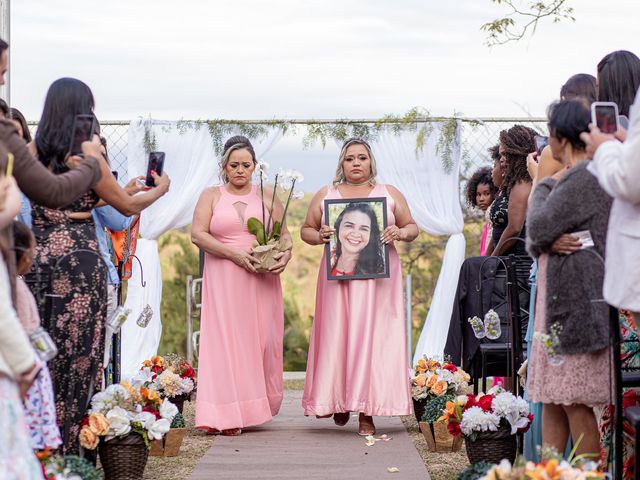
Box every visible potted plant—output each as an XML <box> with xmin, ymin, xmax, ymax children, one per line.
<box><xmin>149</xmin><ymin>411</ymin><xmax>187</xmax><ymax>457</ymax></box>
<box><xmin>81</xmin><ymin>383</ymin><xmax>178</xmax><ymax>480</ymax></box>
<box><xmin>438</xmin><ymin>386</ymin><xmax>533</xmax><ymax>465</ymax></box>
<box><xmin>248</xmin><ymin>164</ymin><xmax>303</xmax><ymax>272</ymax></box>
<box><xmin>135</xmin><ymin>354</ymin><xmax>196</xmax><ymax>413</ymax></box>
<box><xmin>411</xmin><ymin>357</ymin><xmax>470</xmax><ymax>452</ymax></box>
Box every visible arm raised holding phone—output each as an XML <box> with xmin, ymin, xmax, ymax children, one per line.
<box><xmin>82</xmin><ymin>137</ymin><xmax>171</xmax><ymax>216</ymax></box>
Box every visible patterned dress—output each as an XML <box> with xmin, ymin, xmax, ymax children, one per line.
<box><xmin>599</xmin><ymin>311</ymin><xmax>640</xmax><ymax>479</ymax></box>
<box><xmin>27</xmin><ymin>190</ymin><xmax>108</xmax><ymax>455</ymax></box>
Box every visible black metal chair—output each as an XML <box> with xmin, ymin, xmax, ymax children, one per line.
<box><xmin>472</xmin><ymin>254</ymin><xmax>532</xmax><ymax>396</ymax></box>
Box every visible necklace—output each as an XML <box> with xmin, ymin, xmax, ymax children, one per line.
<box><xmin>344</xmin><ymin>179</ymin><xmax>371</xmax><ymax>186</ymax></box>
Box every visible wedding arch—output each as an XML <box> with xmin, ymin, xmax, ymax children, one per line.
<box><xmin>121</xmin><ymin>111</ymin><xmax>468</xmax><ymax>379</ymax></box>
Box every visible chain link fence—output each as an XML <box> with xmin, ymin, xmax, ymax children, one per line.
<box><xmin>30</xmin><ymin>118</ymin><xmax>549</xmax><ymax>190</ymax></box>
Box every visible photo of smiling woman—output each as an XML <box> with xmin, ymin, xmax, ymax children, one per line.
<box><xmin>326</xmin><ymin>199</ymin><xmax>388</xmax><ymax>279</ymax></box>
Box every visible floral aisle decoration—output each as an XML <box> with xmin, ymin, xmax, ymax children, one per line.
<box><xmin>38</xmin><ymin>450</ymin><xmax>101</xmax><ymax>480</ymax></box>
<box><xmin>478</xmin><ymin>443</ymin><xmax>605</xmax><ymax>480</ymax></box>
<box><xmin>247</xmin><ymin>164</ymin><xmax>302</xmax><ymax>272</ymax></box>
<box><xmin>80</xmin><ymin>383</ymin><xmax>178</xmax><ymax>480</ymax></box>
<box><xmin>438</xmin><ymin>386</ymin><xmax>533</xmax><ymax>464</ymax></box>
<box><xmin>134</xmin><ymin>354</ymin><xmax>196</xmax><ymax>412</ymax></box>
<box><xmin>410</xmin><ymin>357</ymin><xmax>470</xmax><ymax>452</ymax></box>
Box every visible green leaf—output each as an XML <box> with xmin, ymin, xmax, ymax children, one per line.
<box><xmin>247</xmin><ymin>217</ymin><xmax>267</xmax><ymax>244</ymax></box>
<box><xmin>270</xmin><ymin>221</ymin><xmax>282</xmax><ymax>241</ymax></box>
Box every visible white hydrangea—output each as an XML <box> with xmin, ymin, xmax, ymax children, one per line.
<box><xmin>460</xmin><ymin>406</ymin><xmax>500</xmax><ymax>436</ymax></box>
<box><xmin>131</xmin><ymin>367</ymin><xmax>154</xmax><ymax>387</ymax></box>
<box><xmin>436</xmin><ymin>369</ymin><xmax>454</xmax><ymax>383</ymax></box>
<box><xmin>492</xmin><ymin>392</ymin><xmax>531</xmax><ymax>434</ymax></box>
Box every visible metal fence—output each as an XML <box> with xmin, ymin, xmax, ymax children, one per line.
<box><xmin>30</xmin><ymin>118</ymin><xmax>549</xmax><ymax>188</ymax></box>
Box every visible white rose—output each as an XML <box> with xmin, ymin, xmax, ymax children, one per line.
<box><xmin>159</xmin><ymin>398</ymin><xmax>179</xmax><ymax>422</ymax></box>
<box><xmin>131</xmin><ymin>367</ymin><xmax>154</xmax><ymax>387</ymax></box>
<box><xmin>104</xmin><ymin>384</ymin><xmax>130</xmax><ymax>401</ymax></box>
<box><xmin>106</xmin><ymin>407</ymin><xmax>132</xmax><ymax>437</ymax></box>
<box><xmin>134</xmin><ymin>411</ymin><xmax>157</xmax><ymax>429</ymax></box>
<box><xmin>148</xmin><ymin>418</ymin><xmax>171</xmax><ymax>441</ymax></box>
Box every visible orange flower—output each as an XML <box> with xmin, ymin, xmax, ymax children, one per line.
<box><xmin>445</xmin><ymin>401</ymin><xmax>455</xmax><ymax>416</ymax></box>
<box><xmin>415</xmin><ymin>359</ymin><xmax>427</xmax><ymax>374</ymax></box>
<box><xmin>147</xmin><ymin>389</ymin><xmax>160</xmax><ymax>402</ymax></box>
<box><xmin>140</xmin><ymin>386</ymin><xmax>150</xmax><ymax>399</ymax></box>
<box><xmin>426</xmin><ymin>374</ymin><xmax>439</xmax><ymax>388</ymax></box>
<box><xmin>431</xmin><ymin>379</ymin><xmax>448</xmax><ymax>396</ymax></box>
<box><xmin>79</xmin><ymin>426</ymin><xmax>99</xmax><ymax>450</ymax></box>
<box><xmin>142</xmin><ymin>360</ymin><xmax>153</xmax><ymax>368</ymax></box>
<box><xmin>414</xmin><ymin>374</ymin><xmax>427</xmax><ymax>387</ymax></box>
<box><xmin>151</xmin><ymin>355</ymin><xmax>165</xmax><ymax>367</ymax></box>
<box><xmin>545</xmin><ymin>459</ymin><xmax>559</xmax><ymax>476</ymax></box>
<box><xmin>35</xmin><ymin>448</ymin><xmax>53</xmax><ymax>461</ymax></box>
<box><xmin>88</xmin><ymin>412</ymin><xmax>110</xmax><ymax>436</ymax></box>
<box><xmin>427</xmin><ymin>360</ymin><xmax>439</xmax><ymax>372</ymax></box>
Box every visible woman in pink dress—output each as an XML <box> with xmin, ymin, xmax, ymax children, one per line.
<box><xmin>191</xmin><ymin>136</ymin><xmax>292</xmax><ymax>436</ymax></box>
<box><xmin>301</xmin><ymin>138</ymin><xmax>419</xmax><ymax>435</ymax></box>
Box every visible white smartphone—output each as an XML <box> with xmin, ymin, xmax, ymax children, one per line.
<box><xmin>591</xmin><ymin>102</ymin><xmax>620</xmax><ymax>134</ymax></box>
<box><xmin>573</xmin><ymin>230</ymin><xmax>595</xmax><ymax>249</ymax></box>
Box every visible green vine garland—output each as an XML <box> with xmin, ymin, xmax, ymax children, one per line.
<box><xmin>141</xmin><ymin>107</ymin><xmax>462</xmax><ymax>174</ymax></box>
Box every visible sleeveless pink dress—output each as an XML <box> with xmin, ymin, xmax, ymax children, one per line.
<box><xmin>195</xmin><ymin>185</ymin><xmax>284</xmax><ymax>430</ymax></box>
<box><xmin>302</xmin><ymin>184</ymin><xmax>413</xmax><ymax>417</ymax></box>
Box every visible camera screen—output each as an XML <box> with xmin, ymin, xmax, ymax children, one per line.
<box><xmin>595</xmin><ymin>106</ymin><xmax>618</xmax><ymax>134</ymax></box>
<box><xmin>70</xmin><ymin>116</ymin><xmax>94</xmax><ymax>156</ymax></box>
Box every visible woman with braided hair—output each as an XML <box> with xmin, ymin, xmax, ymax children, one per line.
<box><xmin>489</xmin><ymin>124</ymin><xmax>537</xmax><ymax>257</ymax></box>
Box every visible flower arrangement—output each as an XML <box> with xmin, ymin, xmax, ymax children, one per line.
<box><xmin>411</xmin><ymin>356</ymin><xmax>470</xmax><ymax>423</ymax></box>
<box><xmin>468</xmin><ymin>309</ymin><xmax>502</xmax><ymax>340</ymax></box>
<box><xmin>534</xmin><ymin>321</ymin><xmax>565</xmax><ymax>366</ymax></box>
<box><xmin>479</xmin><ymin>443</ymin><xmax>605</xmax><ymax>480</ymax></box>
<box><xmin>39</xmin><ymin>452</ymin><xmax>102</xmax><ymax>480</ymax></box>
<box><xmin>134</xmin><ymin>354</ymin><xmax>196</xmax><ymax>399</ymax></box>
<box><xmin>248</xmin><ymin>163</ymin><xmax>302</xmax><ymax>271</ymax></box>
<box><xmin>438</xmin><ymin>386</ymin><xmax>533</xmax><ymax>440</ymax></box>
<box><xmin>79</xmin><ymin>382</ymin><xmax>178</xmax><ymax>450</ymax></box>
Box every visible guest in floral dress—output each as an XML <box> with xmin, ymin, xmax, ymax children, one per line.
<box><xmin>27</xmin><ymin>77</ymin><xmax>170</xmax><ymax>454</ymax></box>
<box><xmin>13</xmin><ymin>221</ymin><xmax>62</xmax><ymax>451</ymax></box>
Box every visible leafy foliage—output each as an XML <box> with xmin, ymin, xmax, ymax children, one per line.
<box><xmin>171</xmin><ymin>411</ymin><xmax>186</xmax><ymax>429</ymax></box>
<box><xmin>482</xmin><ymin>0</ymin><xmax>575</xmax><ymax>46</ymax></box>
<box><xmin>141</xmin><ymin>107</ymin><xmax>461</xmax><ymax>173</ymax></box>
<box><xmin>457</xmin><ymin>461</ymin><xmax>494</xmax><ymax>480</ymax></box>
<box><xmin>422</xmin><ymin>394</ymin><xmax>455</xmax><ymax>424</ymax></box>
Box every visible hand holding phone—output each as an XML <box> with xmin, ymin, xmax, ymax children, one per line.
<box><xmin>591</xmin><ymin>102</ymin><xmax>620</xmax><ymax>134</ymax></box>
<box><xmin>69</xmin><ymin>114</ymin><xmax>96</xmax><ymax>157</ymax></box>
<box><xmin>145</xmin><ymin>152</ymin><xmax>165</xmax><ymax>187</ymax></box>
<box><xmin>534</xmin><ymin>135</ymin><xmax>549</xmax><ymax>155</ymax></box>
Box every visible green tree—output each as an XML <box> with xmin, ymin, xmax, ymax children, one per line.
<box><xmin>158</xmin><ymin>231</ymin><xmax>200</xmax><ymax>358</ymax></box>
<box><xmin>483</xmin><ymin>0</ymin><xmax>574</xmax><ymax>46</ymax></box>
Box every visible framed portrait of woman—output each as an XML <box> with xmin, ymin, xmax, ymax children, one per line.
<box><xmin>324</xmin><ymin>197</ymin><xmax>390</xmax><ymax>280</ymax></box>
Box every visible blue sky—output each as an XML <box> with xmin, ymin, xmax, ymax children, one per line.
<box><xmin>9</xmin><ymin>0</ymin><xmax>638</xmax><ymax>191</ymax></box>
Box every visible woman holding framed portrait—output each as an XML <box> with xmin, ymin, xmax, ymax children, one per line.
<box><xmin>301</xmin><ymin>137</ymin><xmax>419</xmax><ymax>435</ymax></box>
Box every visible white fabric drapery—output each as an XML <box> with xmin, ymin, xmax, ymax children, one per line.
<box><xmin>121</xmin><ymin>119</ymin><xmax>282</xmax><ymax>380</ymax></box>
<box><xmin>372</xmin><ymin>123</ymin><xmax>465</xmax><ymax>365</ymax></box>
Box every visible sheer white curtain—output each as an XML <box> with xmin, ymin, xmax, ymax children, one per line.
<box><xmin>121</xmin><ymin>119</ymin><xmax>283</xmax><ymax>380</ymax></box>
<box><xmin>372</xmin><ymin>123</ymin><xmax>465</xmax><ymax>365</ymax></box>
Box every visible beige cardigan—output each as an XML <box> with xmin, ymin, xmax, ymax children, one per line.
<box><xmin>0</xmin><ymin>258</ymin><xmax>35</xmax><ymax>378</ymax></box>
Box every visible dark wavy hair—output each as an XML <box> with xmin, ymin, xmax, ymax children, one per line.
<box><xmin>488</xmin><ymin>144</ymin><xmax>500</xmax><ymax>163</ymax></box>
<box><xmin>35</xmin><ymin>77</ymin><xmax>95</xmax><ymax>173</ymax></box>
<box><xmin>333</xmin><ymin>202</ymin><xmax>384</xmax><ymax>275</ymax></box>
<box><xmin>10</xmin><ymin>108</ymin><xmax>32</xmax><ymax>142</ymax></box>
<box><xmin>465</xmin><ymin>167</ymin><xmax>497</xmax><ymax>208</ymax></box>
<box><xmin>499</xmin><ymin>125</ymin><xmax>536</xmax><ymax>194</ymax></box>
<box><xmin>547</xmin><ymin>99</ymin><xmax>591</xmax><ymax>152</ymax></box>
<box><xmin>597</xmin><ymin>50</ymin><xmax>640</xmax><ymax>117</ymax></box>
<box><xmin>560</xmin><ymin>73</ymin><xmax>597</xmax><ymax>104</ymax></box>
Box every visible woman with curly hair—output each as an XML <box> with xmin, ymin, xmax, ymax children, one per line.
<box><xmin>466</xmin><ymin>165</ymin><xmax>497</xmax><ymax>256</ymax></box>
<box><xmin>489</xmin><ymin>125</ymin><xmax>537</xmax><ymax>256</ymax></box>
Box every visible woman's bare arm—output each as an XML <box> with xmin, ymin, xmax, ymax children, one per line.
<box><xmin>301</xmin><ymin>187</ymin><xmax>329</xmax><ymax>246</ymax></box>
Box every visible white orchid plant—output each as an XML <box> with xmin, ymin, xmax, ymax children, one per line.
<box><xmin>250</xmin><ymin>162</ymin><xmax>304</xmax><ymax>245</ymax></box>
<box><xmin>80</xmin><ymin>382</ymin><xmax>178</xmax><ymax>450</ymax></box>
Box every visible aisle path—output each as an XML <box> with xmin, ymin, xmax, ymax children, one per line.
<box><xmin>189</xmin><ymin>390</ymin><xmax>429</xmax><ymax>480</ymax></box>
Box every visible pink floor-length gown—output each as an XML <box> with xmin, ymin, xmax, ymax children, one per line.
<box><xmin>302</xmin><ymin>183</ymin><xmax>413</xmax><ymax>417</ymax></box>
<box><xmin>195</xmin><ymin>185</ymin><xmax>284</xmax><ymax>430</ymax></box>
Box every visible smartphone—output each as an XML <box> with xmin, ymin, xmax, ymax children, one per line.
<box><xmin>111</xmin><ymin>170</ymin><xmax>119</xmax><ymax>181</ymax></box>
<box><xmin>591</xmin><ymin>102</ymin><xmax>620</xmax><ymax>134</ymax></box>
<box><xmin>145</xmin><ymin>152</ymin><xmax>165</xmax><ymax>187</ymax></box>
<box><xmin>69</xmin><ymin>114</ymin><xmax>96</xmax><ymax>157</ymax></box>
<box><xmin>534</xmin><ymin>135</ymin><xmax>549</xmax><ymax>154</ymax></box>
